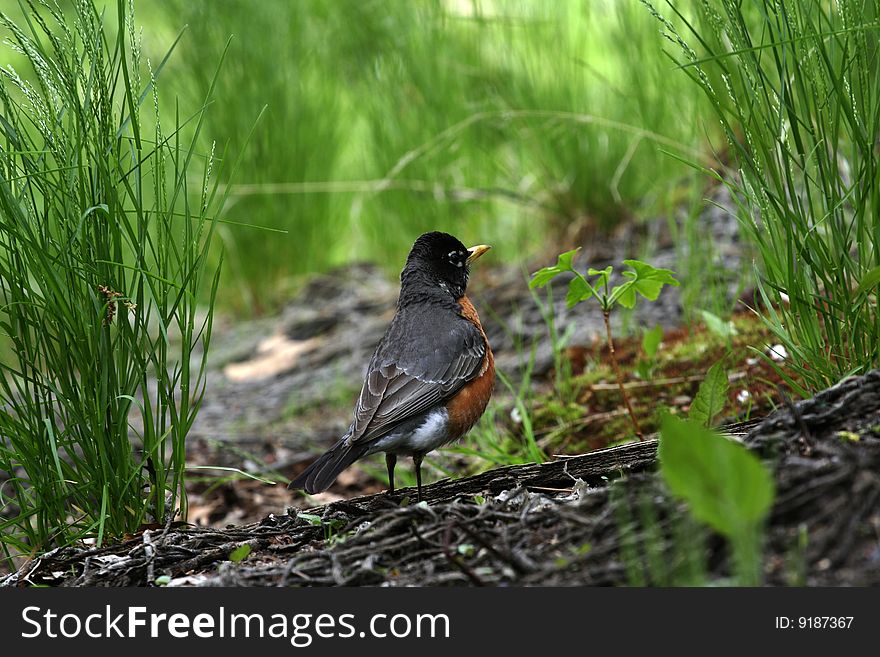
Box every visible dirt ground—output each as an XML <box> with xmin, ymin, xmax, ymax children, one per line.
<box><xmin>5</xmin><ymin>370</ymin><xmax>879</xmax><ymax>587</ymax></box>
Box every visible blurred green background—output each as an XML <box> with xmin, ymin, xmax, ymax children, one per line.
<box><xmin>0</xmin><ymin>0</ymin><xmax>711</xmax><ymax>316</ymax></box>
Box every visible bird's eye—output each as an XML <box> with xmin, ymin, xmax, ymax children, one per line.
<box><xmin>448</xmin><ymin>250</ymin><xmax>464</xmax><ymax>267</ymax></box>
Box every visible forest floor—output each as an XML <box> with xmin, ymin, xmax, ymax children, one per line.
<box><xmin>7</xmin><ymin>190</ymin><xmax>879</xmax><ymax>586</ymax></box>
<box><xmin>6</xmin><ymin>371</ymin><xmax>879</xmax><ymax>587</ymax></box>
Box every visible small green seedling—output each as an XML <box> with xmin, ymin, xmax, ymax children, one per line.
<box><xmin>530</xmin><ymin>249</ymin><xmax>679</xmax><ymax>440</ymax></box>
<box><xmin>298</xmin><ymin>513</ymin><xmax>323</xmax><ymax>526</ymax></box>
<box><xmin>297</xmin><ymin>512</ymin><xmax>347</xmax><ymax>542</ymax></box>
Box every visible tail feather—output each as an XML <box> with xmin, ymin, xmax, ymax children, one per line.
<box><xmin>288</xmin><ymin>439</ymin><xmax>370</xmax><ymax>494</ymax></box>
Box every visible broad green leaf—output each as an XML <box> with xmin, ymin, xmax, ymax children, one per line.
<box><xmin>659</xmin><ymin>415</ymin><xmax>774</xmax><ymax>538</ymax></box>
<box><xmin>855</xmin><ymin>266</ymin><xmax>880</xmax><ymax>298</ymax></box>
<box><xmin>229</xmin><ymin>544</ymin><xmax>251</xmax><ymax>563</ymax></box>
<box><xmin>689</xmin><ymin>361</ymin><xmax>728</xmax><ymax>427</ymax></box>
<box><xmin>529</xmin><ymin>248</ymin><xmax>581</xmax><ymax>289</ymax></box>
<box><xmin>556</xmin><ymin>248</ymin><xmax>581</xmax><ymax>272</ymax></box>
<box><xmin>619</xmin><ymin>259</ymin><xmax>680</xmax><ymax>303</ymax></box>
<box><xmin>529</xmin><ymin>268</ymin><xmax>560</xmax><ymax>289</ymax></box>
<box><xmin>641</xmin><ymin>324</ymin><xmax>663</xmax><ymax>358</ymax></box>
<box><xmin>611</xmin><ymin>280</ymin><xmax>636</xmax><ymax>308</ymax></box>
<box><xmin>299</xmin><ymin>513</ymin><xmax>322</xmax><ymax>526</ymax></box>
<box><xmin>565</xmin><ymin>275</ymin><xmax>593</xmax><ymax>308</ymax></box>
<box><xmin>700</xmin><ymin>309</ymin><xmax>738</xmax><ymax>339</ymax></box>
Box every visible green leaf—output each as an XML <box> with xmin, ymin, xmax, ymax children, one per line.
<box><xmin>855</xmin><ymin>266</ymin><xmax>880</xmax><ymax>298</ymax></box>
<box><xmin>565</xmin><ymin>275</ymin><xmax>593</xmax><ymax>308</ymax></box>
<box><xmin>619</xmin><ymin>259</ymin><xmax>680</xmax><ymax>302</ymax></box>
<box><xmin>836</xmin><ymin>430</ymin><xmax>860</xmax><ymax>442</ymax></box>
<box><xmin>689</xmin><ymin>361</ymin><xmax>729</xmax><ymax>427</ymax></box>
<box><xmin>610</xmin><ymin>280</ymin><xmax>636</xmax><ymax>308</ymax></box>
<box><xmin>229</xmin><ymin>544</ymin><xmax>252</xmax><ymax>563</ymax></box>
<box><xmin>556</xmin><ymin>248</ymin><xmax>581</xmax><ymax>272</ymax></box>
<box><xmin>529</xmin><ymin>248</ymin><xmax>581</xmax><ymax>289</ymax></box>
<box><xmin>700</xmin><ymin>310</ymin><xmax>738</xmax><ymax>339</ymax></box>
<box><xmin>641</xmin><ymin>324</ymin><xmax>663</xmax><ymax>358</ymax></box>
<box><xmin>298</xmin><ymin>513</ymin><xmax>323</xmax><ymax>526</ymax></box>
<box><xmin>659</xmin><ymin>415</ymin><xmax>774</xmax><ymax>539</ymax></box>
<box><xmin>154</xmin><ymin>575</ymin><xmax>171</xmax><ymax>586</ymax></box>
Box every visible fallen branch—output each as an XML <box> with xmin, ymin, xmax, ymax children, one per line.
<box><xmin>588</xmin><ymin>370</ymin><xmax>747</xmax><ymax>392</ymax></box>
<box><xmin>304</xmin><ymin>439</ymin><xmax>659</xmax><ymax>514</ymax></box>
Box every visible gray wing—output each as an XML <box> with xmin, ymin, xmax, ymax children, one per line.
<box><xmin>348</xmin><ymin>310</ymin><xmax>485</xmax><ymax>444</ymax></box>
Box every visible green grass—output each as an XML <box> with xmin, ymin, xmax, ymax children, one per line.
<box><xmin>0</xmin><ymin>0</ymin><xmax>229</xmax><ymax>563</ymax></box>
<box><xmin>131</xmin><ymin>0</ymin><xmax>713</xmax><ymax>315</ymax></box>
<box><xmin>648</xmin><ymin>0</ymin><xmax>880</xmax><ymax>392</ymax></box>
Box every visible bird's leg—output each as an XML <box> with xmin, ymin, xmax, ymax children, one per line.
<box><xmin>413</xmin><ymin>454</ymin><xmax>423</xmax><ymax>502</ymax></box>
<box><xmin>385</xmin><ymin>452</ymin><xmax>397</xmax><ymax>495</ymax></box>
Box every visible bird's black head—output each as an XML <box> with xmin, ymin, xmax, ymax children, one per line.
<box><xmin>399</xmin><ymin>231</ymin><xmax>491</xmax><ymax>305</ymax></box>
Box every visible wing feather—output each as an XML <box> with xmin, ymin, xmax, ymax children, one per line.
<box><xmin>348</xmin><ymin>309</ymin><xmax>485</xmax><ymax>444</ymax></box>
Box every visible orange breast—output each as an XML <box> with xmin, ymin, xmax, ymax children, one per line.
<box><xmin>446</xmin><ymin>295</ymin><xmax>495</xmax><ymax>438</ymax></box>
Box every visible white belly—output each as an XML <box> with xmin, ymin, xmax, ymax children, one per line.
<box><xmin>366</xmin><ymin>408</ymin><xmax>450</xmax><ymax>456</ymax></box>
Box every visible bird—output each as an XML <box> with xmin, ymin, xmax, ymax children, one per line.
<box><xmin>289</xmin><ymin>231</ymin><xmax>495</xmax><ymax>502</ymax></box>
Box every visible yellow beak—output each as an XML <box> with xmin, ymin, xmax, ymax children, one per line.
<box><xmin>466</xmin><ymin>244</ymin><xmax>492</xmax><ymax>264</ymax></box>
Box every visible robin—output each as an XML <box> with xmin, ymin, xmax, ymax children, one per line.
<box><xmin>289</xmin><ymin>231</ymin><xmax>495</xmax><ymax>501</ymax></box>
